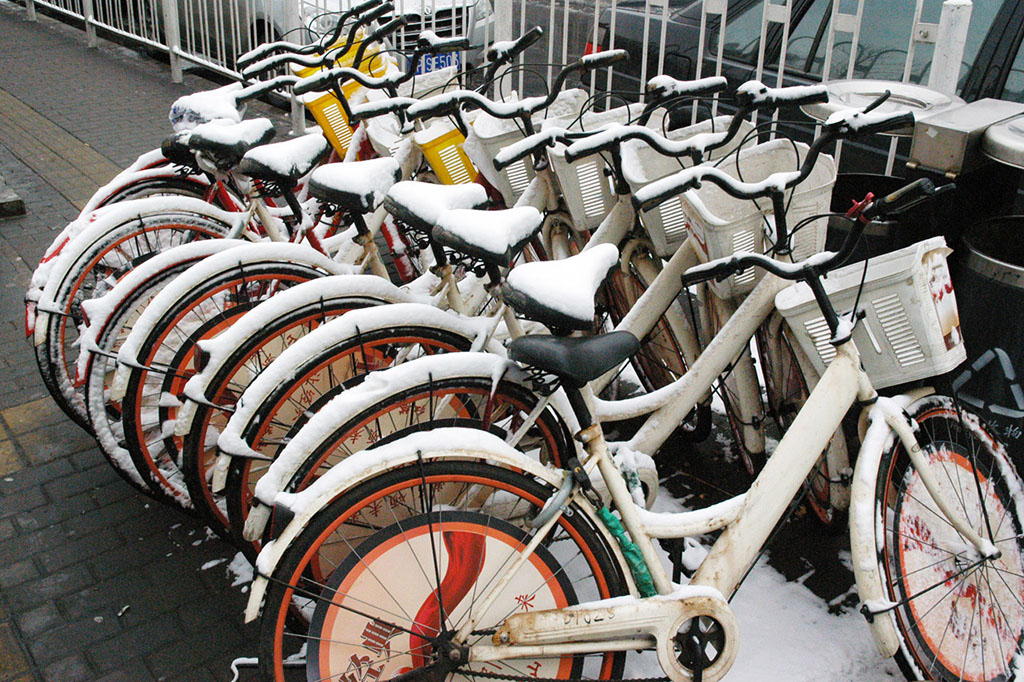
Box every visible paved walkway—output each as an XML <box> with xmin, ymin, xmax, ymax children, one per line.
<box><xmin>0</xmin><ymin>2</ymin><xmax>289</xmax><ymax>679</ymax></box>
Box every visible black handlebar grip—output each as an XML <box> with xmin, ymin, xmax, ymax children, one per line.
<box><xmin>579</xmin><ymin>49</ymin><xmax>628</xmax><ymax>70</ymax></box>
<box><xmin>486</xmin><ymin>26</ymin><xmax>543</xmax><ymax>64</ymax></box>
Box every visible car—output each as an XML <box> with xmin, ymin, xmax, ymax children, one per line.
<box><xmin>586</xmin><ymin>0</ymin><xmax>1024</xmax><ymax>172</ymax></box>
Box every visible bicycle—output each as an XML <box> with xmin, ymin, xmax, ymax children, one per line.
<box><xmin>247</xmin><ymin>171</ymin><xmax>1022</xmax><ymax>682</ymax></box>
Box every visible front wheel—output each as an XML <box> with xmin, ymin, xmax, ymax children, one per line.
<box><xmin>875</xmin><ymin>395</ymin><xmax>1024</xmax><ymax>681</ymax></box>
<box><xmin>257</xmin><ymin>460</ymin><xmax>628</xmax><ymax>682</ymax></box>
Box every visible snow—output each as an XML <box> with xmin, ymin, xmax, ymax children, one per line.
<box><xmin>185</xmin><ymin>117</ymin><xmax>275</xmax><ymax>148</ymax></box>
<box><xmin>81</xmin><ymin>149</ymin><xmax>193</xmax><ymax>214</ymax></box>
<box><xmin>433</xmin><ymin>206</ymin><xmax>542</xmax><ymax>259</ymax></box>
<box><xmin>241</xmin><ymin>132</ymin><xmax>328</xmax><ymax>178</ymax></box>
<box><xmin>736</xmin><ymin>80</ymin><xmax>828</xmax><ymax>105</ymax></box>
<box><xmin>646</xmin><ymin>75</ymin><xmax>727</xmax><ymax>98</ymax></box>
<box><xmin>309</xmin><ymin>156</ymin><xmax>400</xmax><ymax>209</ymax></box>
<box><xmin>115</xmin><ymin>242</ymin><xmax>348</xmax><ymax>369</ymax></box>
<box><xmin>385</xmin><ymin>180</ymin><xmax>487</xmax><ymax>224</ymax></box>
<box><xmin>824</xmin><ymin>107</ymin><xmax>913</xmax><ymax>131</ymax></box>
<box><xmin>169</xmin><ymin>82</ymin><xmax>245</xmax><ymax>131</ymax></box>
<box><xmin>505</xmin><ymin>243</ymin><xmax>619</xmax><ymax>322</ymax></box>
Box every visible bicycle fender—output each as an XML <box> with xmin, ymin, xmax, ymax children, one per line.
<box><xmin>243</xmin><ymin>428</ymin><xmax>624</xmax><ymax>623</ymax></box>
<box><xmin>849</xmin><ymin>393</ymin><xmax>921</xmax><ymax>659</ymax></box>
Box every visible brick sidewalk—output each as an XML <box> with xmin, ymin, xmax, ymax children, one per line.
<box><xmin>0</xmin><ymin>3</ymin><xmax>291</xmax><ymax>679</ymax></box>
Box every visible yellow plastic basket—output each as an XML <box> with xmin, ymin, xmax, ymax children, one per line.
<box><xmin>296</xmin><ymin>38</ymin><xmax>391</xmax><ymax>157</ymax></box>
<box><xmin>415</xmin><ymin>123</ymin><xmax>477</xmax><ymax>185</ymax></box>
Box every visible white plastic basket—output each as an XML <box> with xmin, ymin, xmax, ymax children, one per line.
<box><xmin>544</xmin><ymin>103</ymin><xmax>666</xmax><ymax>232</ymax></box>
<box><xmin>775</xmin><ymin>237</ymin><xmax>967</xmax><ymax>389</ymax></box>
<box><xmin>670</xmin><ymin>140</ymin><xmax>835</xmax><ymax>298</ymax></box>
<box><xmin>463</xmin><ymin>88</ymin><xmax>588</xmax><ymax>206</ymax></box>
<box><xmin>622</xmin><ymin>117</ymin><xmax>756</xmax><ymax>260</ymax></box>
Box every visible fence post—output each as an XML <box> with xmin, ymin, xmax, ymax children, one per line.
<box><xmin>285</xmin><ymin>0</ymin><xmax>305</xmax><ymax>135</ymax></box>
<box><xmin>25</xmin><ymin>0</ymin><xmax>36</xmax><ymax>21</ymax></box>
<box><xmin>492</xmin><ymin>0</ymin><xmax>512</xmax><ymax>99</ymax></box>
<box><xmin>161</xmin><ymin>0</ymin><xmax>184</xmax><ymax>82</ymax></box>
<box><xmin>928</xmin><ymin>0</ymin><xmax>972</xmax><ymax>96</ymax></box>
<box><xmin>82</xmin><ymin>0</ymin><xmax>98</xmax><ymax>46</ymax></box>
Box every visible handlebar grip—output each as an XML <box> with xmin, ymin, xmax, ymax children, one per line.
<box><xmin>417</xmin><ymin>33</ymin><xmax>470</xmax><ymax>53</ymax></box>
<box><xmin>646</xmin><ymin>75</ymin><xmax>728</xmax><ymax>103</ymax></box>
<box><xmin>864</xmin><ymin>178</ymin><xmax>952</xmax><ymax>220</ymax></box>
<box><xmin>237</xmin><ymin>40</ymin><xmax>306</xmax><ymax>71</ymax></box>
<box><xmin>845</xmin><ymin>110</ymin><xmax>916</xmax><ymax>137</ymax></box>
<box><xmin>237</xmin><ymin>75</ymin><xmax>298</xmax><ymax>102</ymax></box>
<box><xmin>486</xmin><ymin>26</ymin><xmax>543</xmax><ymax>64</ymax></box>
<box><xmin>680</xmin><ymin>258</ymin><xmax>743</xmax><ymax>288</ymax></box>
<box><xmin>734</xmin><ymin>81</ymin><xmax>829</xmax><ymax>108</ymax></box>
<box><xmin>578</xmin><ymin>48</ymin><xmax>628</xmax><ymax>70</ymax></box>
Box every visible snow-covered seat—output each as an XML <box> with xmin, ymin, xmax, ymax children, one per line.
<box><xmin>502</xmin><ymin>243</ymin><xmax>620</xmax><ymax>331</ymax></box>
<box><xmin>308</xmin><ymin>157</ymin><xmax>402</xmax><ymax>212</ymax></box>
<box><xmin>238</xmin><ymin>132</ymin><xmax>331</xmax><ymax>187</ymax></box>
<box><xmin>186</xmin><ymin>118</ymin><xmax>277</xmax><ymax>171</ymax></box>
<box><xmin>508</xmin><ymin>331</ymin><xmax>640</xmax><ymax>387</ymax></box>
<box><xmin>160</xmin><ymin>131</ymin><xmax>198</xmax><ymax>167</ymax></box>
<box><xmin>384</xmin><ymin>181</ymin><xmax>488</xmax><ymax>235</ymax></box>
<box><xmin>432</xmin><ymin>206</ymin><xmax>543</xmax><ymax>267</ymax></box>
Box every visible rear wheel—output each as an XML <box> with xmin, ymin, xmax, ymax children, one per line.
<box><xmin>875</xmin><ymin>395</ymin><xmax>1024</xmax><ymax>681</ymax></box>
<box><xmin>257</xmin><ymin>460</ymin><xmax>628</xmax><ymax>682</ymax></box>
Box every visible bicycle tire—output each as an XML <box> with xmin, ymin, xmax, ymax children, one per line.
<box><xmin>82</xmin><ymin>241</ymin><xmax>237</xmax><ymax>496</ymax></box>
<box><xmin>874</xmin><ymin>395</ymin><xmax>1024</xmax><ymax>682</ymax></box>
<box><xmin>755</xmin><ymin>316</ymin><xmax>849</xmax><ymax>528</ymax></box>
<box><xmin>228</xmin><ymin>356</ymin><xmax>576</xmax><ymax>551</ymax></box>
<box><xmin>120</xmin><ymin>259</ymin><xmax>331</xmax><ymax>510</ymax></box>
<box><xmin>257</xmin><ymin>459</ymin><xmax>628</xmax><ymax>682</ymax></box>
<box><xmin>602</xmin><ymin>244</ymin><xmax>690</xmax><ymax>392</ymax></box>
<box><xmin>35</xmin><ymin>210</ymin><xmax>234</xmax><ymax>430</ymax></box>
<box><xmin>180</xmin><ymin>301</ymin><xmax>437</xmax><ymax>536</ymax></box>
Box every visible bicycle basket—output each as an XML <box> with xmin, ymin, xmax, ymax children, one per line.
<box><xmin>624</xmin><ymin>116</ymin><xmax>755</xmax><ymax>258</ymax></box>
<box><xmin>463</xmin><ymin>88</ymin><xmax>588</xmax><ymax>206</ymax></box>
<box><xmin>545</xmin><ymin>103</ymin><xmax>667</xmax><ymax>232</ymax></box>
<box><xmin>416</xmin><ymin>120</ymin><xmax>477</xmax><ymax>185</ymax></box>
<box><xmin>776</xmin><ymin>237</ymin><xmax>966</xmax><ymax>389</ymax></box>
<box><xmin>673</xmin><ymin>139</ymin><xmax>835</xmax><ymax>298</ymax></box>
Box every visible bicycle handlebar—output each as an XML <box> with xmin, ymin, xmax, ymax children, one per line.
<box><xmin>240</xmin><ymin>2</ymin><xmax>394</xmax><ymax>78</ymax></box>
<box><xmin>235</xmin><ymin>0</ymin><xmax>382</xmax><ymax>70</ymax></box>
<box><xmin>563</xmin><ymin>80</ymin><xmax>822</xmax><ymax>164</ymax></box>
<box><xmin>293</xmin><ymin>34</ymin><xmax>469</xmax><ymax>96</ymax></box>
<box><xmin>479</xmin><ymin>26</ymin><xmax>544</xmax><ymax>85</ymax></box>
<box><xmin>404</xmin><ymin>49</ymin><xmax>629</xmax><ymax>122</ymax></box>
<box><xmin>633</xmin><ymin>106</ymin><xmax>915</xmax><ymax>213</ymax></box>
<box><xmin>235</xmin><ymin>75</ymin><xmax>299</xmax><ymax>102</ymax></box>
<box><xmin>679</xmin><ymin>178</ymin><xmax>950</xmax><ymax>289</ymax></box>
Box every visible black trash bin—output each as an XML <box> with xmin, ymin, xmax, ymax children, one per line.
<box><xmin>951</xmin><ymin>216</ymin><xmax>1024</xmax><ymax>463</ymax></box>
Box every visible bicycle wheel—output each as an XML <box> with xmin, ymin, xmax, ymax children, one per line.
<box><xmin>755</xmin><ymin>316</ymin><xmax>848</xmax><ymax>527</ymax></box>
<box><xmin>82</xmin><ymin>242</ymin><xmax>236</xmax><ymax>495</ymax></box>
<box><xmin>121</xmin><ymin>260</ymin><xmax>328</xmax><ymax>509</ymax></box>
<box><xmin>875</xmin><ymin>395</ymin><xmax>1024</xmax><ymax>682</ymax></box>
<box><xmin>183</xmin><ymin>317</ymin><xmax>465</xmax><ymax>536</ymax></box>
<box><xmin>257</xmin><ymin>460</ymin><xmax>628</xmax><ymax>682</ymax></box>
<box><xmin>35</xmin><ymin>210</ymin><xmax>233</xmax><ymax>430</ymax></box>
<box><xmin>602</xmin><ymin>244</ymin><xmax>690</xmax><ymax>392</ymax></box>
<box><xmin>227</xmin><ymin>362</ymin><xmax>575</xmax><ymax>550</ymax></box>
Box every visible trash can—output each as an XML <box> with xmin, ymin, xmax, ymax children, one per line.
<box><xmin>950</xmin><ymin>216</ymin><xmax>1024</xmax><ymax>463</ymax></box>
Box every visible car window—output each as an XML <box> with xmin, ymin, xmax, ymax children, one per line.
<box><xmin>712</xmin><ymin>0</ymin><xmax>766</xmax><ymax>64</ymax></box>
<box><xmin>782</xmin><ymin>0</ymin><xmax>831</xmax><ymax>77</ymax></box>
<box><xmin>1003</xmin><ymin>42</ymin><xmax>1024</xmax><ymax>103</ymax></box>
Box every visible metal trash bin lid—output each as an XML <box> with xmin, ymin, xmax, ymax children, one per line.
<box><xmin>800</xmin><ymin>80</ymin><xmax>964</xmax><ymax>136</ymax></box>
<box><xmin>983</xmin><ymin>114</ymin><xmax>1024</xmax><ymax>169</ymax></box>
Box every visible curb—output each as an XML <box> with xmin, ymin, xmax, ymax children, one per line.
<box><xmin>0</xmin><ymin>173</ymin><xmax>25</xmax><ymax>218</ymax></box>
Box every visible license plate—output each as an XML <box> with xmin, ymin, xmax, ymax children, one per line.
<box><xmin>416</xmin><ymin>51</ymin><xmax>461</xmax><ymax>75</ymax></box>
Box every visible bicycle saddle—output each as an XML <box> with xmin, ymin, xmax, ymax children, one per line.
<box><xmin>508</xmin><ymin>331</ymin><xmax>640</xmax><ymax>387</ymax></box>
<box><xmin>308</xmin><ymin>157</ymin><xmax>402</xmax><ymax>212</ymax></box>
<box><xmin>160</xmin><ymin>131</ymin><xmax>199</xmax><ymax>167</ymax></box>
<box><xmin>186</xmin><ymin>118</ymin><xmax>277</xmax><ymax>171</ymax></box>
<box><xmin>432</xmin><ymin>206</ymin><xmax>543</xmax><ymax>267</ymax></box>
<box><xmin>384</xmin><ymin>181</ymin><xmax>488</xmax><ymax>234</ymax></box>
<box><xmin>502</xmin><ymin>243</ymin><xmax>619</xmax><ymax>332</ymax></box>
<box><xmin>238</xmin><ymin>132</ymin><xmax>331</xmax><ymax>187</ymax></box>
